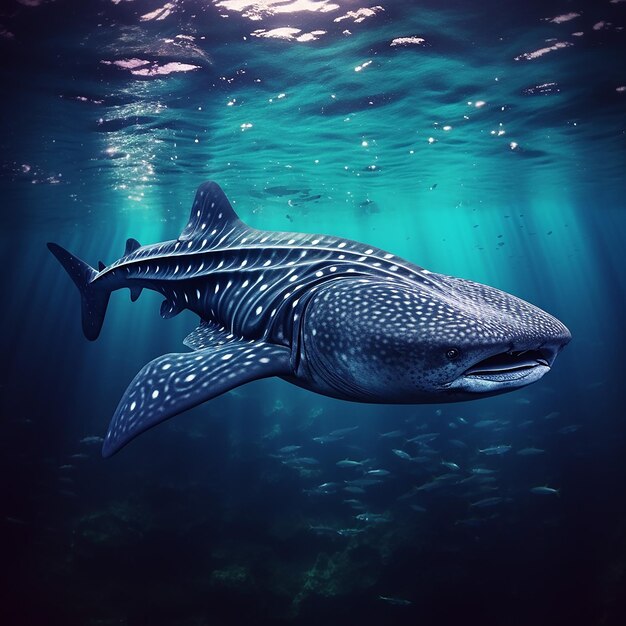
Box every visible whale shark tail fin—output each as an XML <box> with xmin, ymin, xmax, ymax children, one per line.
<box><xmin>47</xmin><ymin>242</ymin><xmax>110</xmax><ymax>341</ymax></box>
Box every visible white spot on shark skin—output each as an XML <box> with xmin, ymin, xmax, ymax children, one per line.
<box><xmin>162</xmin><ymin>363</ymin><xmax>172</xmax><ymax>370</ymax></box>
<box><xmin>256</xmin><ymin>306</ymin><xmax>263</xmax><ymax>315</ymax></box>
<box><xmin>130</xmin><ymin>401</ymin><xmax>137</xmax><ymax>411</ymax></box>
<box><xmin>152</xmin><ymin>390</ymin><xmax>159</xmax><ymax>399</ymax></box>
<box><xmin>184</xmin><ymin>374</ymin><xmax>196</xmax><ymax>382</ymax></box>
<box><xmin>338</xmin><ymin>241</ymin><xmax>347</xmax><ymax>248</ymax></box>
<box><xmin>259</xmin><ymin>357</ymin><xmax>270</xmax><ymax>364</ymax></box>
<box><xmin>263</xmin><ymin>260</ymin><xmax>272</xmax><ymax>267</ymax></box>
<box><xmin>222</xmin><ymin>353</ymin><xmax>233</xmax><ymax>360</ymax></box>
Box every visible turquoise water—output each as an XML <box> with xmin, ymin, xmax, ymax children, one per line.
<box><xmin>1</xmin><ymin>1</ymin><xmax>625</xmax><ymax>625</ymax></box>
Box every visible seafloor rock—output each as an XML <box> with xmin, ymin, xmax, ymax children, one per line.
<box><xmin>292</xmin><ymin>546</ymin><xmax>380</xmax><ymax>610</ymax></box>
<box><xmin>209</xmin><ymin>563</ymin><xmax>254</xmax><ymax>592</ymax></box>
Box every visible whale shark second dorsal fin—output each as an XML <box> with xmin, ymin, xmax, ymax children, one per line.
<box><xmin>125</xmin><ymin>238</ymin><xmax>141</xmax><ymax>256</ymax></box>
<box><xmin>179</xmin><ymin>181</ymin><xmax>247</xmax><ymax>242</ymax></box>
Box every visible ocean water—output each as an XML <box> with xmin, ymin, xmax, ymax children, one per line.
<box><xmin>1</xmin><ymin>0</ymin><xmax>625</xmax><ymax>625</ymax></box>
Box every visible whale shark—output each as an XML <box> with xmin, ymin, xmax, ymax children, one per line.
<box><xmin>48</xmin><ymin>181</ymin><xmax>571</xmax><ymax>457</ymax></box>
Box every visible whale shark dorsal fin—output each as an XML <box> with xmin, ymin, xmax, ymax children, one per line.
<box><xmin>124</xmin><ymin>238</ymin><xmax>141</xmax><ymax>256</ymax></box>
<box><xmin>179</xmin><ymin>181</ymin><xmax>246</xmax><ymax>242</ymax></box>
<box><xmin>101</xmin><ymin>339</ymin><xmax>292</xmax><ymax>457</ymax></box>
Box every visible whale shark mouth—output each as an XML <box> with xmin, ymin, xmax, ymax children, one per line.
<box><xmin>463</xmin><ymin>350</ymin><xmax>550</xmax><ymax>383</ymax></box>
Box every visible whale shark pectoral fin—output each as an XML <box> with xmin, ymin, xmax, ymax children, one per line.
<box><xmin>101</xmin><ymin>341</ymin><xmax>292</xmax><ymax>458</ymax></box>
<box><xmin>183</xmin><ymin>320</ymin><xmax>237</xmax><ymax>351</ymax></box>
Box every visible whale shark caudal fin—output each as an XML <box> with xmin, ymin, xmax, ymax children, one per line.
<box><xmin>179</xmin><ymin>180</ymin><xmax>248</xmax><ymax>241</ymax></box>
<box><xmin>102</xmin><ymin>326</ymin><xmax>292</xmax><ymax>457</ymax></box>
<box><xmin>47</xmin><ymin>242</ymin><xmax>110</xmax><ymax>341</ymax></box>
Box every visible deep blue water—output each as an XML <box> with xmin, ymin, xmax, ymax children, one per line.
<box><xmin>1</xmin><ymin>1</ymin><xmax>625</xmax><ymax>625</ymax></box>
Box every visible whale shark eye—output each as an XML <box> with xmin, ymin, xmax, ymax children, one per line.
<box><xmin>446</xmin><ymin>348</ymin><xmax>460</xmax><ymax>360</ymax></box>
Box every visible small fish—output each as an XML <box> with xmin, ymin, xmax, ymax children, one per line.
<box><xmin>337</xmin><ymin>528</ymin><xmax>364</xmax><ymax>537</ymax></box>
<box><xmin>378</xmin><ymin>595</ymin><xmax>412</xmax><ymax>606</ymax></box>
<box><xmin>366</xmin><ymin>469</ymin><xmax>391</xmax><ymax>477</ymax></box>
<box><xmin>70</xmin><ymin>453</ymin><xmax>89</xmax><ymax>460</ymax></box>
<box><xmin>278</xmin><ymin>445</ymin><xmax>302</xmax><ymax>454</ymax></box>
<box><xmin>283</xmin><ymin>456</ymin><xmax>319</xmax><ymax>466</ymax></box>
<box><xmin>392</xmin><ymin>449</ymin><xmax>412</xmax><ymax>460</ymax></box>
<box><xmin>543</xmin><ymin>411</ymin><xmax>560</xmax><ymax>420</ymax></box>
<box><xmin>479</xmin><ymin>445</ymin><xmax>512</xmax><ymax>455</ymax></box>
<box><xmin>441</xmin><ymin>461</ymin><xmax>460</xmax><ymax>471</ymax></box>
<box><xmin>329</xmin><ymin>426</ymin><xmax>359</xmax><ymax>437</ymax></box>
<box><xmin>380</xmin><ymin>430</ymin><xmax>405</xmax><ymax>439</ymax></box>
<box><xmin>470</xmin><ymin>496</ymin><xmax>504</xmax><ymax>508</ymax></box>
<box><xmin>336</xmin><ymin>459</ymin><xmax>364</xmax><ymax>468</ymax></box>
<box><xmin>558</xmin><ymin>425</ymin><xmax>581</xmax><ymax>434</ymax></box>
<box><xmin>313</xmin><ymin>434</ymin><xmax>343</xmax><ymax>444</ymax></box>
<box><xmin>530</xmin><ymin>486</ymin><xmax>559</xmax><ymax>496</ymax></box>
<box><xmin>471</xmin><ymin>467</ymin><xmax>497</xmax><ymax>475</ymax></box>
<box><xmin>59</xmin><ymin>464</ymin><xmax>74</xmax><ymax>470</ymax></box>
<box><xmin>411</xmin><ymin>455</ymin><xmax>433</xmax><ymax>464</ymax></box>
<box><xmin>356</xmin><ymin>513</ymin><xmax>390</xmax><ymax>523</ymax></box>
<box><xmin>79</xmin><ymin>436</ymin><xmax>104</xmax><ymax>445</ymax></box>
<box><xmin>409</xmin><ymin>504</ymin><xmax>427</xmax><ymax>512</ymax></box>
<box><xmin>516</xmin><ymin>447</ymin><xmax>545</xmax><ymax>456</ymax></box>
<box><xmin>416</xmin><ymin>480</ymin><xmax>444</xmax><ymax>492</ymax></box>
<box><xmin>407</xmin><ymin>432</ymin><xmax>439</xmax><ymax>443</ymax></box>
<box><xmin>317</xmin><ymin>482</ymin><xmax>343</xmax><ymax>492</ymax></box>
<box><xmin>309</xmin><ymin>525</ymin><xmax>339</xmax><ymax>536</ymax></box>
<box><xmin>473</xmin><ymin>419</ymin><xmax>499</xmax><ymax>428</ymax></box>
<box><xmin>448</xmin><ymin>439</ymin><xmax>468</xmax><ymax>449</ymax></box>
<box><xmin>343</xmin><ymin>486</ymin><xmax>366</xmax><ymax>494</ymax></box>
<box><xmin>343</xmin><ymin>499</ymin><xmax>364</xmax><ymax>507</ymax></box>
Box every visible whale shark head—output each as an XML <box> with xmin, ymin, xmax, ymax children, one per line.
<box><xmin>300</xmin><ymin>275</ymin><xmax>571</xmax><ymax>403</ymax></box>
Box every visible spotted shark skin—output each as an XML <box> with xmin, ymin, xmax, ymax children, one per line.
<box><xmin>48</xmin><ymin>181</ymin><xmax>571</xmax><ymax>457</ymax></box>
